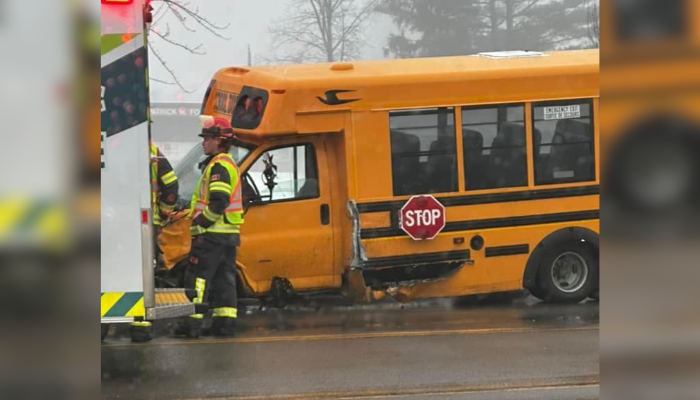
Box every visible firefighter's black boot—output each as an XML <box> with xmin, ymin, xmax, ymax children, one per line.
<box><xmin>172</xmin><ymin>317</ymin><xmax>202</xmax><ymax>339</ymax></box>
<box><xmin>210</xmin><ymin>318</ymin><xmax>237</xmax><ymax>337</ymax></box>
<box><xmin>130</xmin><ymin>322</ymin><xmax>153</xmax><ymax>343</ymax></box>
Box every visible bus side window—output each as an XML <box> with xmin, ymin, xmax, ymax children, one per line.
<box><xmin>462</xmin><ymin>104</ymin><xmax>527</xmax><ymax>190</ymax></box>
<box><xmin>390</xmin><ymin>108</ymin><xmax>458</xmax><ymax>196</ymax></box>
<box><xmin>533</xmin><ymin>100</ymin><xmax>595</xmax><ymax>185</ymax></box>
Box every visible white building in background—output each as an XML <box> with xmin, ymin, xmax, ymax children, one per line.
<box><xmin>150</xmin><ymin>103</ymin><xmax>202</xmax><ymax>166</ymax></box>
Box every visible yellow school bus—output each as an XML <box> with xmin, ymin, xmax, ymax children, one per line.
<box><xmin>161</xmin><ymin>49</ymin><xmax>600</xmax><ymax>304</ymax></box>
<box><xmin>600</xmin><ymin>0</ymin><xmax>700</xmax><ymax>235</ymax></box>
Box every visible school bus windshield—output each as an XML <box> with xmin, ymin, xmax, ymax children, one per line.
<box><xmin>174</xmin><ymin>140</ymin><xmax>257</xmax><ymax>203</ymax></box>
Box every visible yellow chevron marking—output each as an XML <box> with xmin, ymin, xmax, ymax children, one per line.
<box><xmin>126</xmin><ymin>297</ymin><xmax>145</xmax><ymax>317</ymax></box>
<box><xmin>0</xmin><ymin>199</ymin><xmax>31</xmax><ymax>239</ymax></box>
<box><xmin>101</xmin><ymin>293</ymin><xmax>123</xmax><ymax>318</ymax></box>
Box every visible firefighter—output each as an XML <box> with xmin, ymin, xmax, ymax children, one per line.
<box><xmin>151</xmin><ymin>142</ymin><xmax>179</xmax><ymax>230</ymax></box>
<box><xmin>130</xmin><ymin>142</ymin><xmax>179</xmax><ymax>342</ymax></box>
<box><xmin>174</xmin><ymin>115</ymin><xmax>243</xmax><ymax>338</ymax></box>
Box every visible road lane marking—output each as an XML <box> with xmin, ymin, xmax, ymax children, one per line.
<box><xmin>119</xmin><ymin>375</ymin><xmax>599</xmax><ymax>400</ymax></box>
<box><xmin>102</xmin><ymin>325</ymin><xmax>598</xmax><ymax>348</ymax></box>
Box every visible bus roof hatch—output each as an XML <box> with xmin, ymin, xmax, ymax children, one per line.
<box><xmin>476</xmin><ymin>50</ymin><xmax>548</xmax><ymax>59</ymax></box>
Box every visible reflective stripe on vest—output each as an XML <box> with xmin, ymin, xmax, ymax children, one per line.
<box><xmin>150</xmin><ymin>145</ymin><xmax>161</xmax><ymax>225</ymax></box>
<box><xmin>189</xmin><ymin>153</ymin><xmax>244</xmax><ymax>232</ymax></box>
<box><xmin>161</xmin><ymin>170</ymin><xmax>177</xmax><ymax>185</ymax></box>
<box><xmin>209</xmin><ymin>153</ymin><xmax>243</xmax><ymax>213</ymax></box>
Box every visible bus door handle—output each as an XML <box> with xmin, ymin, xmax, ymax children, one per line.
<box><xmin>320</xmin><ymin>204</ymin><xmax>330</xmax><ymax>225</ymax></box>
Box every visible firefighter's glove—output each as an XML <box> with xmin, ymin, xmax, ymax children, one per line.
<box><xmin>190</xmin><ymin>225</ymin><xmax>206</xmax><ymax>237</ymax></box>
<box><xmin>160</xmin><ymin>202</ymin><xmax>175</xmax><ymax>213</ymax></box>
<box><xmin>192</xmin><ymin>214</ymin><xmax>214</xmax><ymax>229</ymax></box>
<box><xmin>159</xmin><ymin>211</ymin><xmax>172</xmax><ymax>223</ymax></box>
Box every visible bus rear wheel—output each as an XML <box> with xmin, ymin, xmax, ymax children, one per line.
<box><xmin>538</xmin><ymin>242</ymin><xmax>598</xmax><ymax>304</ymax></box>
<box><xmin>528</xmin><ymin>283</ymin><xmax>546</xmax><ymax>301</ymax></box>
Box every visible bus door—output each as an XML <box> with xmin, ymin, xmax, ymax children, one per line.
<box><xmin>238</xmin><ymin>135</ymin><xmax>337</xmax><ymax>291</ymax></box>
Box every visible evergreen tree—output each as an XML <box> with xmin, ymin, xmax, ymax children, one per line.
<box><xmin>378</xmin><ymin>0</ymin><xmax>597</xmax><ymax>58</ymax></box>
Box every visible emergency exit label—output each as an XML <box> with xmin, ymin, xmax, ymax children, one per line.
<box><xmin>544</xmin><ymin>105</ymin><xmax>580</xmax><ymax>120</ymax></box>
<box><xmin>399</xmin><ymin>195</ymin><xmax>446</xmax><ymax>241</ymax></box>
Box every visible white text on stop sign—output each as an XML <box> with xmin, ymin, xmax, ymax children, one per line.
<box><xmin>403</xmin><ymin>209</ymin><xmax>442</xmax><ymax>227</ymax></box>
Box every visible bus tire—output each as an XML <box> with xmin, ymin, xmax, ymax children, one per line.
<box><xmin>528</xmin><ymin>283</ymin><xmax>546</xmax><ymax>301</ymax></box>
<box><xmin>538</xmin><ymin>242</ymin><xmax>598</xmax><ymax>304</ymax></box>
<box><xmin>590</xmin><ymin>289</ymin><xmax>599</xmax><ymax>301</ymax></box>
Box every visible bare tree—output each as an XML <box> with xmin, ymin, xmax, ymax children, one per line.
<box><xmin>147</xmin><ymin>0</ymin><xmax>232</xmax><ymax>93</ymax></box>
<box><xmin>587</xmin><ymin>0</ymin><xmax>599</xmax><ymax>48</ymax></box>
<box><xmin>264</xmin><ymin>0</ymin><xmax>378</xmax><ymax>64</ymax></box>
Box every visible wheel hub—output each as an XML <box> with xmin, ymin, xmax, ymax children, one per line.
<box><xmin>551</xmin><ymin>252</ymin><xmax>589</xmax><ymax>293</ymax></box>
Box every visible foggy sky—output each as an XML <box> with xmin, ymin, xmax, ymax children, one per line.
<box><xmin>148</xmin><ymin>0</ymin><xmax>395</xmax><ymax>103</ymax></box>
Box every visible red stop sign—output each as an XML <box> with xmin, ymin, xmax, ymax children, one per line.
<box><xmin>399</xmin><ymin>195</ymin><xmax>446</xmax><ymax>240</ymax></box>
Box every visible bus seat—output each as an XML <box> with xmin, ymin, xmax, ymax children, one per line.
<box><xmin>491</xmin><ymin>123</ymin><xmax>527</xmax><ymax>187</ymax></box>
<box><xmin>426</xmin><ymin>136</ymin><xmax>456</xmax><ymax>192</ymax></box>
<box><xmin>390</xmin><ymin>130</ymin><xmax>421</xmax><ymax>194</ymax></box>
<box><xmin>533</xmin><ymin>127</ymin><xmax>542</xmax><ymax>146</ymax></box>
<box><xmin>463</xmin><ymin>129</ymin><xmax>486</xmax><ymax>189</ymax></box>
<box><xmin>549</xmin><ymin>119</ymin><xmax>592</xmax><ymax>179</ymax></box>
<box><xmin>463</xmin><ymin>128</ymin><xmax>484</xmax><ymax>149</ymax></box>
<box><xmin>498</xmin><ymin>123</ymin><xmax>526</xmax><ymax>147</ymax></box>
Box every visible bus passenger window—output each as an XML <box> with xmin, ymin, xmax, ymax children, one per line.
<box><xmin>462</xmin><ymin>105</ymin><xmax>527</xmax><ymax>190</ymax></box>
<box><xmin>532</xmin><ymin>100</ymin><xmax>595</xmax><ymax>185</ymax></box>
<box><xmin>390</xmin><ymin>108</ymin><xmax>457</xmax><ymax>196</ymax></box>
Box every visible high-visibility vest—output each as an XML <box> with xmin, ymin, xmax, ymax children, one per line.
<box><xmin>150</xmin><ymin>144</ymin><xmax>177</xmax><ymax>226</ymax></box>
<box><xmin>150</xmin><ymin>144</ymin><xmax>161</xmax><ymax>225</ymax></box>
<box><xmin>188</xmin><ymin>152</ymin><xmax>244</xmax><ymax>234</ymax></box>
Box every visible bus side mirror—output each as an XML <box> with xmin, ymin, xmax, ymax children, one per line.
<box><xmin>262</xmin><ymin>153</ymin><xmax>278</xmax><ymax>193</ymax></box>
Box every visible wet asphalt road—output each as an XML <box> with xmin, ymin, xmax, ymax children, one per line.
<box><xmin>101</xmin><ymin>295</ymin><xmax>599</xmax><ymax>400</ymax></box>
